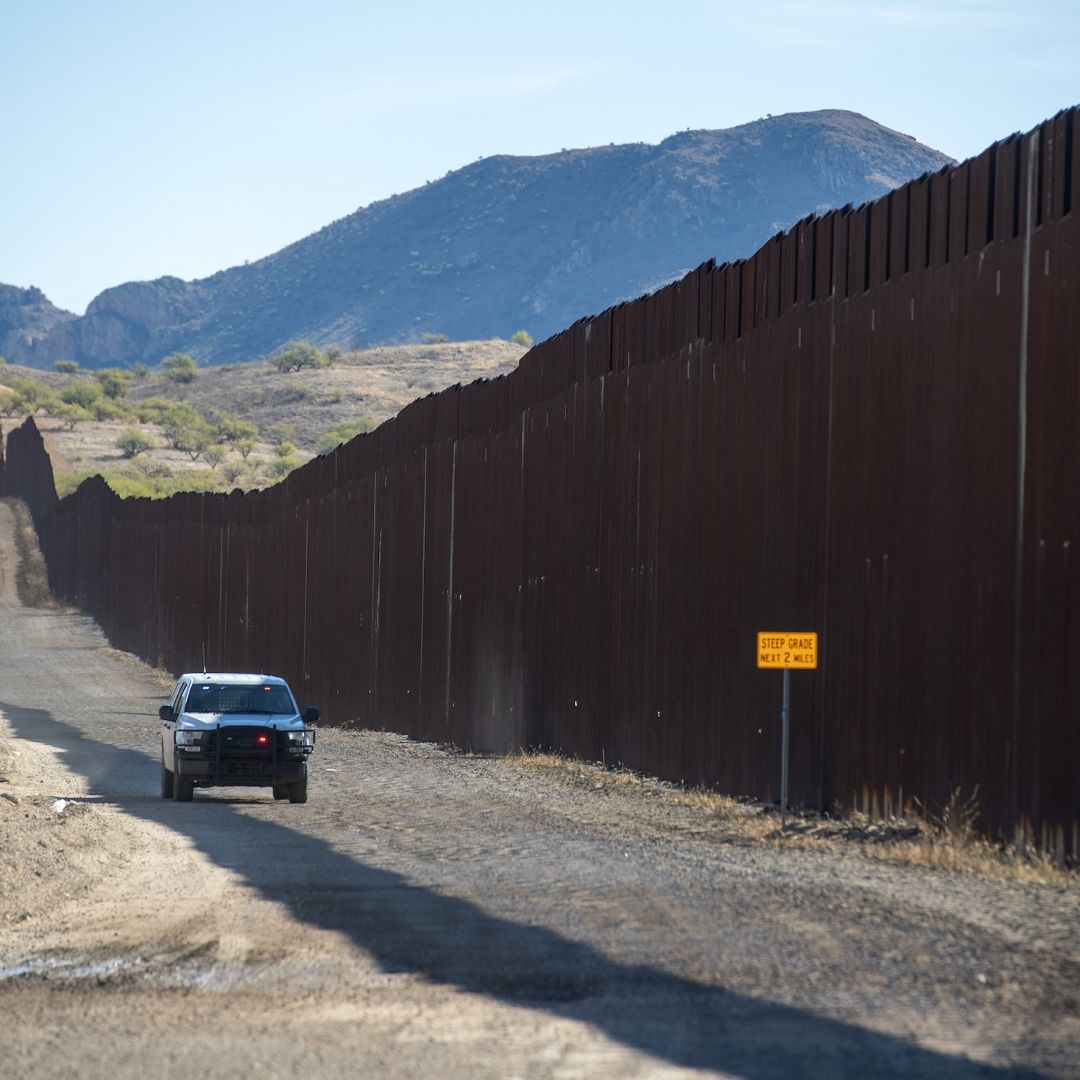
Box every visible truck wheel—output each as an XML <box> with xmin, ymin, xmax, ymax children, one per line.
<box><xmin>272</xmin><ymin>784</ymin><xmax>289</xmax><ymax>800</ymax></box>
<box><xmin>160</xmin><ymin>758</ymin><xmax>174</xmax><ymax>799</ymax></box>
<box><xmin>173</xmin><ymin>773</ymin><xmax>194</xmax><ymax>802</ymax></box>
<box><xmin>288</xmin><ymin>778</ymin><xmax>308</xmax><ymax>804</ymax></box>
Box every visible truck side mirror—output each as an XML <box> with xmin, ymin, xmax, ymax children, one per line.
<box><xmin>159</xmin><ymin>705</ymin><xmax>174</xmax><ymax>722</ymax></box>
<box><xmin>304</xmin><ymin>706</ymin><xmax>320</xmax><ymax>724</ymax></box>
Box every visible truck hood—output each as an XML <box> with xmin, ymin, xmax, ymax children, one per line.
<box><xmin>177</xmin><ymin>713</ymin><xmax>306</xmax><ymax>729</ymax></box>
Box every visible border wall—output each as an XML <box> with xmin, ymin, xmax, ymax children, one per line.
<box><xmin>3</xmin><ymin>108</ymin><xmax>1078</xmax><ymax>852</ymax></box>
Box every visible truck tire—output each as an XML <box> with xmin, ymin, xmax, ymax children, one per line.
<box><xmin>160</xmin><ymin>757</ymin><xmax>174</xmax><ymax>799</ymax></box>
<box><xmin>288</xmin><ymin>777</ymin><xmax>308</xmax><ymax>804</ymax></box>
<box><xmin>173</xmin><ymin>773</ymin><xmax>194</xmax><ymax>802</ymax></box>
<box><xmin>272</xmin><ymin>784</ymin><xmax>289</xmax><ymax>800</ymax></box>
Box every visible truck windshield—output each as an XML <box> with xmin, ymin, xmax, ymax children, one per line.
<box><xmin>184</xmin><ymin>684</ymin><xmax>296</xmax><ymax>715</ymax></box>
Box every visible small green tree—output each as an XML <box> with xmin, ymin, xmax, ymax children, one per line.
<box><xmin>315</xmin><ymin>417</ymin><xmax>376</xmax><ymax>454</ymax></box>
<box><xmin>267</xmin><ymin>340</ymin><xmax>326</xmax><ymax>373</ymax></box>
<box><xmin>92</xmin><ymin>398</ymin><xmax>130</xmax><ymax>422</ymax></box>
<box><xmin>54</xmin><ymin>360</ymin><xmax>80</xmax><ymax>374</ymax></box>
<box><xmin>131</xmin><ymin>362</ymin><xmax>149</xmax><ymax>379</ymax></box>
<box><xmin>95</xmin><ymin>367</ymin><xmax>133</xmax><ymax>399</ymax></box>
<box><xmin>55</xmin><ymin>403</ymin><xmax>93</xmax><ymax>430</ymax></box>
<box><xmin>234</xmin><ymin>437</ymin><xmax>256</xmax><ymax>461</ymax></box>
<box><xmin>116</xmin><ymin>430</ymin><xmax>154</xmax><ymax>458</ymax></box>
<box><xmin>158</xmin><ymin>402</ymin><xmax>210</xmax><ymax>451</ymax></box>
<box><xmin>161</xmin><ymin>353</ymin><xmax>198</xmax><ymax>383</ymax></box>
<box><xmin>510</xmin><ymin>330</ymin><xmax>533</xmax><ymax>348</ymax></box>
<box><xmin>11</xmin><ymin>378</ymin><xmax>57</xmax><ymax>414</ymax></box>
<box><xmin>268</xmin><ymin>454</ymin><xmax>301</xmax><ymax>479</ymax></box>
<box><xmin>209</xmin><ymin>410</ymin><xmax>258</xmax><ymax>444</ymax></box>
<box><xmin>267</xmin><ymin>422</ymin><xmax>294</xmax><ymax>444</ymax></box>
<box><xmin>61</xmin><ymin>381</ymin><xmax>103</xmax><ymax>409</ymax></box>
<box><xmin>135</xmin><ymin>398</ymin><xmax>175</xmax><ymax>424</ymax></box>
<box><xmin>222</xmin><ymin>462</ymin><xmax>246</xmax><ymax>486</ymax></box>
<box><xmin>324</xmin><ymin>346</ymin><xmax>343</xmax><ymax>367</ymax></box>
<box><xmin>203</xmin><ymin>443</ymin><xmax>227</xmax><ymax>471</ymax></box>
<box><xmin>0</xmin><ymin>388</ymin><xmax>22</xmax><ymax>416</ymax></box>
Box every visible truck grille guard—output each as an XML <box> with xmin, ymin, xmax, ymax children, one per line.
<box><xmin>174</xmin><ymin>724</ymin><xmax>315</xmax><ymax>781</ymax></box>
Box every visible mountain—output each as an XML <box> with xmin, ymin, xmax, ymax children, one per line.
<box><xmin>1</xmin><ymin>110</ymin><xmax>952</xmax><ymax>370</ymax></box>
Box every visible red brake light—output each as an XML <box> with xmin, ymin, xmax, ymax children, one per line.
<box><xmin>257</xmin><ymin>734</ymin><xmax>268</xmax><ymax>745</ymax></box>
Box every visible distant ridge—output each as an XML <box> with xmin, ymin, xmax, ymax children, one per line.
<box><xmin>1</xmin><ymin>109</ymin><xmax>952</xmax><ymax>370</ymax></box>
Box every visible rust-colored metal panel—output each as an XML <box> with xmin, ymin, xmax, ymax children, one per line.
<box><xmin>968</xmin><ymin>147</ymin><xmax>991</xmax><ymax>251</ymax></box>
<box><xmin>928</xmin><ymin>167</ymin><xmax>950</xmax><ymax>267</ymax></box>
<box><xmin>846</xmin><ymin>205</ymin><xmax>867</xmax><ymax>297</ymax></box>
<box><xmin>868</xmin><ymin>197</ymin><xmax>888</xmax><ymax>289</ymax></box>
<box><xmin>947</xmin><ymin>161</ymin><xmax>970</xmax><ymax>261</ymax></box>
<box><xmin>809</xmin><ymin>214</ymin><xmax>828</xmax><ymax>301</ymax></box>
<box><xmin>908</xmin><ymin>176</ymin><xmax>930</xmax><ymax>270</ymax></box>
<box><xmin>995</xmin><ymin>137</ymin><xmax>1021</xmax><ymax>243</ymax></box>
<box><xmin>779</xmin><ymin>228</ymin><xmax>798</xmax><ymax>313</ymax></box>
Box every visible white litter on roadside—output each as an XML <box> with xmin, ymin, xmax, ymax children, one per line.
<box><xmin>53</xmin><ymin>799</ymin><xmax>70</xmax><ymax>815</ymax></box>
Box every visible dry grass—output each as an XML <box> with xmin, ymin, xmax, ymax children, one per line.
<box><xmin>514</xmin><ymin>750</ymin><xmax>1075</xmax><ymax>885</ymax></box>
<box><xmin>2</xmin><ymin>497</ymin><xmax>56</xmax><ymax>608</ymax></box>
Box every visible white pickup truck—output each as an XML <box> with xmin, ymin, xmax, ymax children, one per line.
<box><xmin>159</xmin><ymin>673</ymin><xmax>317</xmax><ymax>803</ymax></box>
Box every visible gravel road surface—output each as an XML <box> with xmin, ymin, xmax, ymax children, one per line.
<box><xmin>0</xmin><ymin>541</ymin><xmax>1077</xmax><ymax>1077</ymax></box>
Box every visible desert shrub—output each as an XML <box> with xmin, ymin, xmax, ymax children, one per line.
<box><xmin>61</xmin><ymin>380</ymin><xmax>103</xmax><ymax>409</ymax></box>
<box><xmin>284</xmin><ymin>384</ymin><xmax>312</xmax><ymax>403</ymax></box>
<box><xmin>267</xmin><ymin>422</ymin><xmax>294</xmax><ymax>443</ymax></box>
<box><xmin>55</xmin><ymin>403</ymin><xmax>93</xmax><ymax>430</ymax></box>
<box><xmin>10</xmin><ymin>378</ymin><xmax>60</xmax><ymax>415</ymax></box>
<box><xmin>267</xmin><ymin>454</ymin><xmax>302</xmax><ymax>479</ymax></box>
<box><xmin>131</xmin><ymin>362</ymin><xmax>149</xmax><ymax>379</ymax></box>
<box><xmin>0</xmin><ymin>355</ymin><xmax>6</xmax><ymax>365</ymax></box>
<box><xmin>95</xmin><ymin>367</ymin><xmax>133</xmax><ymax>399</ymax></box>
<box><xmin>209</xmin><ymin>410</ymin><xmax>258</xmax><ymax>444</ymax></box>
<box><xmin>91</xmin><ymin>398</ymin><xmax>131</xmax><ymax>422</ymax></box>
<box><xmin>324</xmin><ymin>346</ymin><xmax>343</xmax><ymax>367</ymax></box>
<box><xmin>511</xmin><ymin>330</ymin><xmax>533</xmax><ymax>348</ymax></box>
<box><xmin>274</xmin><ymin>439</ymin><xmax>298</xmax><ymax>459</ymax></box>
<box><xmin>203</xmin><ymin>444</ymin><xmax>227</xmax><ymax>471</ymax></box>
<box><xmin>116</xmin><ymin>429</ymin><xmax>154</xmax><ymax>458</ymax></box>
<box><xmin>268</xmin><ymin>340</ymin><xmax>326</xmax><ymax>373</ymax></box>
<box><xmin>0</xmin><ymin>387</ymin><xmax>22</xmax><ymax>416</ymax></box>
<box><xmin>161</xmin><ymin>353</ymin><xmax>198</xmax><ymax>383</ymax></box>
<box><xmin>56</xmin><ymin>465</ymin><xmax>229</xmax><ymax>500</ymax></box>
<box><xmin>157</xmin><ymin>402</ymin><xmax>211</xmax><ymax>457</ymax></box>
<box><xmin>222</xmin><ymin>462</ymin><xmax>246</xmax><ymax>486</ymax></box>
<box><xmin>134</xmin><ymin>397</ymin><xmax>175</xmax><ymax>424</ymax></box>
<box><xmin>315</xmin><ymin>416</ymin><xmax>375</xmax><ymax>454</ymax></box>
<box><xmin>325</xmin><ymin>388</ymin><xmax>345</xmax><ymax>404</ymax></box>
<box><xmin>133</xmin><ymin>457</ymin><xmax>172</xmax><ymax>479</ymax></box>
<box><xmin>234</xmin><ymin>437</ymin><xmax>256</xmax><ymax>460</ymax></box>
<box><xmin>54</xmin><ymin>360</ymin><xmax>79</xmax><ymax>374</ymax></box>
<box><xmin>422</xmin><ymin>332</ymin><xmax>448</xmax><ymax>344</ymax></box>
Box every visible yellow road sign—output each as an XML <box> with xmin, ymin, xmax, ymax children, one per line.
<box><xmin>757</xmin><ymin>632</ymin><xmax>818</xmax><ymax>669</ymax></box>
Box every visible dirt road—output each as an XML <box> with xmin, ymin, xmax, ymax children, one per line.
<box><xmin>0</xmin><ymin>538</ymin><xmax>1077</xmax><ymax>1077</ymax></box>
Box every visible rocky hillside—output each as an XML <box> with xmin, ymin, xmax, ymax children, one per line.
<box><xmin>2</xmin><ymin>110</ymin><xmax>952</xmax><ymax>370</ymax></box>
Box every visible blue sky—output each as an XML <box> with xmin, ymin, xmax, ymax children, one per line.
<box><xmin>3</xmin><ymin>0</ymin><xmax>1077</xmax><ymax>314</ymax></box>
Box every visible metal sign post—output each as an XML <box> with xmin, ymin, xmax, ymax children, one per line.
<box><xmin>780</xmin><ymin>668</ymin><xmax>790</xmax><ymax>828</ymax></box>
<box><xmin>757</xmin><ymin>632</ymin><xmax>818</xmax><ymax>829</ymax></box>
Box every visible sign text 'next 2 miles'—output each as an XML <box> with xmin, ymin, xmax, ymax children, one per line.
<box><xmin>756</xmin><ymin>632</ymin><xmax>818</xmax><ymax>670</ymax></box>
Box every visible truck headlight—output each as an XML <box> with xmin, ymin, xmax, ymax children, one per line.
<box><xmin>176</xmin><ymin>730</ymin><xmax>205</xmax><ymax>748</ymax></box>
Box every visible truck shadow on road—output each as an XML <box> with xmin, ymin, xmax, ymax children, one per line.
<box><xmin>1</xmin><ymin>701</ymin><xmax>1047</xmax><ymax>1080</ymax></box>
